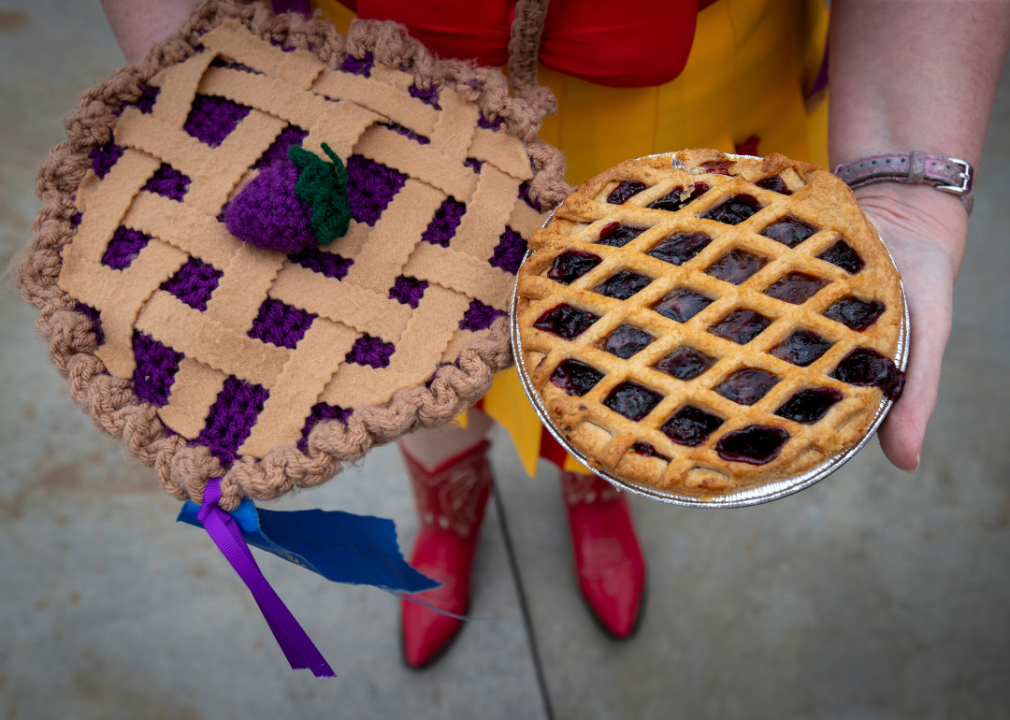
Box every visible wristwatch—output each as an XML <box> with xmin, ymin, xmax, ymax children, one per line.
<box><xmin>833</xmin><ymin>151</ymin><xmax>974</xmax><ymax>215</ymax></box>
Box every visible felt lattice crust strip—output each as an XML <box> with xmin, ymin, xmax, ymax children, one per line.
<box><xmin>16</xmin><ymin>0</ymin><xmax>568</xmax><ymax>510</ymax></box>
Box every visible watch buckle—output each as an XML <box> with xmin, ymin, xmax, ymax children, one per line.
<box><xmin>937</xmin><ymin>158</ymin><xmax>973</xmax><ymax>196</ymax></box>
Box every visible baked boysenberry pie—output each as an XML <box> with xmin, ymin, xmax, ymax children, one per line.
<box><xmin>515</xmin><ymin>149</ymin><xmax>905</xmax><ymax>497</ymax></box>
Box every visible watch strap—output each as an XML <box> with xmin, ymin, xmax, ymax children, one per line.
<box><xmin>834</xmin><ymin>151</ymin><xmax>974</xmax><ymax>215</ymax></box>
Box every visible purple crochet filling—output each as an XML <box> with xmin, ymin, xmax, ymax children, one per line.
<box><xmin>290</xmin><ymin>247</ymin><xmax>353</xmax><ymax>279</ymax></box>
<box><xmin>421</xmin><ymin>197</ymin><xmax>466</xmax><ymax>247</ymax></box>
<box><xmin>389</xmin><ymin>275</ymin><xmax>428</xmax><ymax>308</ymax></box>
<box><xmin>255</xmin><ymin>124</ymin><xmax>308</xmax><ymax>169</ymax></box>
<box><xmin>143</xmin><ymin>163</ymin><xmax>191</xmax><ymax>201</ymax></box>
<box><xmin>210</xmin><ymin>57</ymin><xmax>259</xmax><ymax>74</ymax></box>
<box><xmin>270</xmin><ymin>38</ymin><xmax>297</xmax><ymax>53</ymax></box>
<box><xmin>340</xmin><ymin>51</ymin><xmax>374</xmax><ymax>77</ymax></box>
<box><xmin>478</xmin><ymin>113</ymin><xmax>504</xmax><ymax>131</ymax></box>
<box><xmin>131</xmin><ymin>84</ymin><xmax>160</xmax><ymax>114</ymax></box>
<box><xmin>194</xmin><ymin>376</ymin><xmax>269</xmax><ymax>465</ymax></box>
<box><xmin>224</xmin><ymin>158</ymin><xmax>314</xmax><ymax>252</ymax></box>
<box><xmin>408</xmin><ymin>83</ymin><xmax>441</xmax><ymax>109</ymax></box>
<box><xmin>385</xmin><ymin>121</ymin><xmax>430</xmax><ymax>145</ymax></box>
<box><xmin>247</xmin><ymin>298</ymin><xmax>316</xmax><ymax>349</ymax></box>
<box><xmin>346</xmin><ymin>333</ymin><xmax>395</xmax><ymax>368</ymax></box>
<box><xmin>184</xmin><ymin>94</ymin><xmax>252</xmax><ymax>147</ymax></box>
<box><xmin>346</xmin><ymin>155</ymin><xmax>407</xmax><ymax>226</ymax></box>
<box><xmin>71</xmin><ymin>213</ymin><xmax>82</xmax><ymax>226</ymax></box>
<box><xmin>132</xmin><ymin>332</ymin><xmax>184</xmax><ymax>407</ymax></box>
<box><xmin>297</xmin><ymin>402</ymin><xmax>352</xmax><ymax>452</ymax></box>
<box><xmin>459</xmin><ymin>299</ymin><xmax>506</xmax><ymax>331</ymax></box>
<box><xmin>489</xmin><ymin>227</ymin><xmax>527</xmax><ymax>275</ymax></box>
<box><xmin>91</xmin><ymin>142</ymin><xmax>124</xmax><ymax>179</ymax></box>
<box><xmin>102</xmin><ymin>226</ymin><xmax>151</xmax><ymax>270</ymax></box>
<box><xmin>160</xmin><ymin>257</ymin><xmax>222</xmax><ymax>311</ymax></box>
<box><xmin>518</xmin><ymin>180</ymin><xmax>541</xmax><ymax>212</ymax></box>
<box><xmin>463</xmin><ymin>157</ymin><xmax>483</xmax><ymax>174</ymax></box>
<box><xmin>75</xmin><ymin>303</ymin><xmax>105</xmax><ymax>346</ymax></box>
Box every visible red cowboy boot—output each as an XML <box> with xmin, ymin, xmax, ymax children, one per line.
<box><xmin>561</xmin><ymin>470</ymin><xmax>646</xmax><ymax>638</ymax></box>
<box><xmin>399</xmin><ymin>439</ymin><xmax>492</xmax><ymax>668</ymax></box>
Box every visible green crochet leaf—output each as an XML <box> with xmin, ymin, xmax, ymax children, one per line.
<box><xmin>288</xmin><ymin>142</ymin><xmax>351</xmax><ymax>246</ymax></box>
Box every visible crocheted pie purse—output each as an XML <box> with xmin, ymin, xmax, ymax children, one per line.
<box><xmin>17</xmin><ymin>0</ymin><xmax>568</xmax><ymax>512</ymax></box>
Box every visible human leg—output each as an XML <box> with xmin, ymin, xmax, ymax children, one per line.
<box><xmin>398</xmin><ymin>413</ymin><xmax>494</xmax><ymax>668</ymax></box>
<box><xmin>560</xmin><ymin>470</ymin><xmax>646</xmax><ymax>638</ymax></box>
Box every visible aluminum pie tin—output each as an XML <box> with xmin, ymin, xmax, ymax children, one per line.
<box><xmin>509</xmin><ymin>153</ymin><xmax>910</xmax><ymax>508</ymax></box>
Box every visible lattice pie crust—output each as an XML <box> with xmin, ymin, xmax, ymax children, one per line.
<box><xmin>516</xmin><ymin>150</ymin><xmax>904</xmax><ymax>496</ymax></box>
<box><xmin>17</xmin><ymin>2</ymin><xmax>566</xmax><ymax>509</ymax></box>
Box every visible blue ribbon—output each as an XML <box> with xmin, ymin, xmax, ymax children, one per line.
<box><xmin>178</xmin><ymin>496</ymin><xmax>439</xmax><ymax>594</ymax></box>
<box><xmin>178</xmin><ymin>490</ymin><xmax>439</xmax><ymax>676</ymax></box>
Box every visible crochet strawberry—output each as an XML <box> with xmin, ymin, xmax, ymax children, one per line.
<box><xmin>224</xmin><ymin>142</ymin><xmax>350</xmax><ymax>253</ymax></box>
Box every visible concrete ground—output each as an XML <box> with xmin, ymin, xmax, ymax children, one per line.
<box><xmin>2</xmin><ymin>2</ymin><xmax>1009</xmax><ymax>718</ymax></box>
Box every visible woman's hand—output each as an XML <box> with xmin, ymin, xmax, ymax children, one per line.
<box><xmin>828</xmin><ymin>0</ymin><xmax>1009</xmax><ymax>472</ymax></box>
<box><xmin>853</xmin><ymin>183</ymin><xmax>968</xmax><ymax>471</ymax></box>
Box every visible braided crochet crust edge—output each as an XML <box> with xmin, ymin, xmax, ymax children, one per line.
<box><xmin>14</xmin><ymin>0</ymin><xmax>571</xmax><ymax>510</ymax></box>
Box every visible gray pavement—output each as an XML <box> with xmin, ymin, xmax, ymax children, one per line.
<box><xmin>2</xmin><ymin>2</ymin><xmax>1009</xmax><ymax>718</ymax></box>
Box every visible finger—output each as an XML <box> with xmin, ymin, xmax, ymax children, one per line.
<box><xmin>876</xmin><ymin>237</ymin><xmax>953</xmax><ymax>471</ymax></box>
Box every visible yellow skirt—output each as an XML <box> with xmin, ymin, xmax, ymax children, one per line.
<box><xmin>316</xmin><ymin>0</ymin><xmax>831</xmax><ymax>475</ymax></box>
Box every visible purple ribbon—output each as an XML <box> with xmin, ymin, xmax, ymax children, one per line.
<box><xmin>198</xmin><ymin>479</ymin><xmax>335</xmax><ymax>678</ymax></box>
<box><xmin>270</xmin><ymin>0</ymin><xmax>313</xmax><ymax>17</ymax></box>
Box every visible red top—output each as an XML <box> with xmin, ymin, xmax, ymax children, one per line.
<box><xmin>340</xmin><ymin>0</ymin><xmax>703</xmax><ymax>88</ymax></box>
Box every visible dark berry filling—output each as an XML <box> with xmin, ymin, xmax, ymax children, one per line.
<box><xmin>768</xmin><ymin>330</ymin><xmax>833</xmax><ymax>367</ymax></box>
<box><xmin>593</xmin><ymin>270</ymin><xmax>651</xmax><ymax>300</ymax></box>
<box><xmin>547</xmin><ymin>250</ymin><xmax>603</xmax><ymax>285</ymax></box>
<box><xmin>654</xmin><ymin>347</ymin><xmax>716</xmax><ymax>381</ymax></box>
<box><xmin>607</xmin><ymin>180</ymin><xmax>647</xmax><ymax>204</ymax></box>
<box><xmin>817</xmin><ymin>240</ymin><xmax>865</xmax><ymax>274</ymax></box>
<box><xmin>630</xmin><ymin>442</ymin><xmax>670</xmax><ymax>461</ymax></box>
<box><xmin>702</xmin><ymin>194</ymin><xmax>761</xmax><ymax>225</ymax></box>
<box><xmin>648</xmin><ymin>183</ymin><xmax>709</xmax><ymax>212</ymax></box>
<box><xmin>760</xmin><ymin>216</ymin><xmax>818</xmax><ymax>248</ymax></box>
<box><xmin>822</xmin><ymin>297</ymin><xmax>886</xmax><ymax>331</ymax></box>
<box><xmin>756</xmin><ymin>175</ymin><xmax>791</xmax><ymax>194</ymax></box>
<box><xmin>774</xmin><ymin>387</ymin><xmax>843</xmax><ymax>424</ymax></box>
<box><xmin>829</xmin><ymin>348</ymin><xmax>904</xmax><ymax>400</ymax></box>
<box><xmin>705</xmin><ymin>249</ymin><xmax>768</xmax><ymax>285</ymax></box>
<box><xmin>708</xmin><ymin>310</ymin><xmax>771</xmax><ymax>345</ymax></box>
<box><xmin>715</xmin><ymin>368</ymin><xmax>780</xmax><ymax>405</ymax></box>
<box><xmin>661</xmin><ymin>405</ymin><xmax>723</xmax><ymax>446</ymax></box>
<box><xmin>550</xmin><ymin>359</ymin><xmax>605</xmax><ymax>397</ymax></box>
<box><xmin>534</xmin><ymin>304</ymin><xmax>600</xmax><ymax>340</ymax></box>
<box><xmin>764</xmin><ymin>272</ymin><xmax>828</xmax><ymax>304</ymax></box>
<box><xmin>652</xmin><ymin>288</ymin><xmax>713</xmax><ymax>323</ymax></box>
<box><xmin>716</xmin><ymin>425</ymin><xmax>789</xmax><ymax>464</ymax></box>
<box><xmin>603</xmin><ymin>382</ymin><xmax>664</xmax><ymax>421</ymax></box>
<box><xmin>597</xmin><ymin>221</ymin><xmax>647</xmax><ymax>248</ymax></box>
<box><xmin>648</xmin><ymin>232</ymin><xmax>712</xmax><ymax>265</ymax></box>
<box><xmin>701</xmin><ymin>160</ymin><xmax>734</xmax><ymax>175</ymax></box>
<box><xmin>601</xmin><ymin>325</ymin><xmax>654</xmax><ymax>359</ymax></box>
